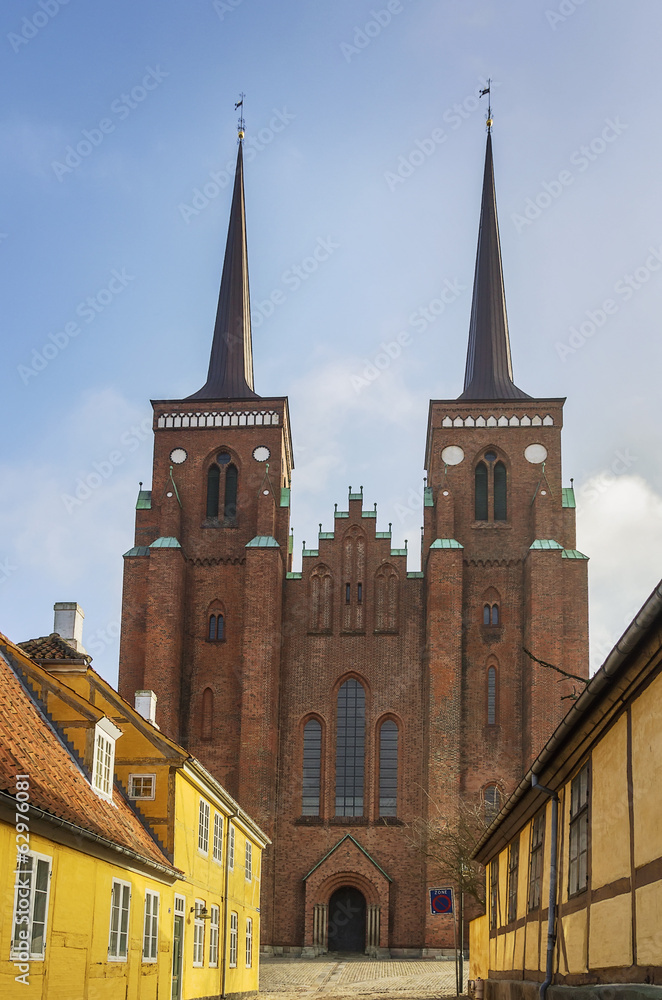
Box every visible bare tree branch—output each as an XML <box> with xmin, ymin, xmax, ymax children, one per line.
<box><xmin>523</xmin><ymin>647</ymin><xmax>588</xmax><ymax>685</ymax></box>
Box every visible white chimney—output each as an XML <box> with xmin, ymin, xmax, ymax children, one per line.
<box><xmin>53</xmin><ymin>602</ymin><xmax>86</xmax><ymax>652</ymax></box>
<box><xmin>134</xmin><ymin>690</ymin><xmax>159</xmax><ymax>728</ymax></box>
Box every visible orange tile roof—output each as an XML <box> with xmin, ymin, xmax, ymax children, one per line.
<box><xmin>18</xmin><ymin>633</ymin><xmax>90</xmax><ymax>662</ymax></box>
<box><xmin>0</xmin><ymin>641</ymin><xmax>176</xmax><ymax>873</ymax></box>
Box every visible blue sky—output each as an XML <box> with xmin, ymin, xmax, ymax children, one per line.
<box><xmin>2</xmin><ymin>0</ymin><xmax>662</xmax><ymax>680</ymax></box>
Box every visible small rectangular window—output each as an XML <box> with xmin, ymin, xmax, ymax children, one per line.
<box><xmin>230</xmin><ymin>912</ymin><xmax>238</xmax><ymax>967</ymax></box>
<box><xmin>213</xmin><ymin>813</ymin><xmax>224</xmax><ymax>863</ymax></box>
<box><xmin>198</xmin><ymin>800</ymin><xmax>210</xmax><ymax>854</ymax></box>
<box><xmin>345</xmin><ymin>582</ymin><xmax>351</xmax><ymax>603</ymax></box>
<box><xmin>108</xmin><ymin>879</ymin><xmax>131</xmax><ymax>961</ymax></box>
<box><xmin>193</xmin><ymin>900</ymin><xmax>205</xmax><ymax>967</ymax></box>
<box><xmin>357</xmin><ymin>582</ymin><xmax>362</xmax><ymax>603</ymax></box>
<box><xmin>568</xmin><ymin>763</ymin><xmax>589</xmax><ymax>896</ymax></box>
<box><xmin>246</xmin><ymin>916</ymin><xmax>253</xmax><ymax>968</ymax></box>
<box><xmin>209</xmin><ymin>905</ymin><xmax>220</xmax><ymax>967</ymax></box>
<box><xmin>129</xmin><ymin>773</ymin><xmax>155</xmax><ymax>800</ymax></box>
<box><xmin>142</xmin><ymin>890</ymin><xmax>159</xmax><ymax>962</ymax></box>
<box><xmin>245</xmin><ymin>840</ymin><xmax>252</xmax><ymax>881</ymax></box>
<box><xmin>507</xmin><ymin>838</ymin><xmax>519</xmax><ymax>923</ymax></box>
<box><xmin>93</xmin><ymin>732</ymin><xmax>113</xmax><ymax>798</ymax></box>
<box><xmin>11</xmin><ymin>852</ymin><xmax>52</xmax><ymax>961</ymax></box>
<box><xmin>229</xmin><ymin>825</ymin><xmax>235</xmax><ymax>870</ymax></box>
<box><xmin>528</xmin><ymin>811</ymin><xmax>545</xmax><ymax>910</ymax></box>
<box><xmin>489</xmin><ymin>858</ymin><xmax>498</xmax><ymax>930</ymax></box>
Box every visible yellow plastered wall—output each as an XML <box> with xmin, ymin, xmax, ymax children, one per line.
<box><xmin>636</xmin><ymin>881</ymin><xmax>662</xmax><ymax>966</ymax></box>
<box><xmin>588</xmin><ymin>895</ymin><xmax>632</xmax><ymax>968</ymax></box>
<box><xmin>591</xmin><ymin>714</ymin><xmax>630</xmax><ymax>888</ymax></box>
<box><xmin>469</xmin><ymin>913</ymin><xmax>488</xmax><ymax>979</ymax></box>
<box><xmin>560</xmin><ymin>909</ymin><xmax>587</xmax><ymax>974</ymax></box>
<box><xmin>632</xmin><ymin>670</ymin><xmax>662</xmax><ymax>869</ymax></box>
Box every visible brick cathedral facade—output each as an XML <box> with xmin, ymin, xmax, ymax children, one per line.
<box><xmin>118</xmin><ymin>127</ymin><xmax>589</xmax><ymax>954</ymax></box>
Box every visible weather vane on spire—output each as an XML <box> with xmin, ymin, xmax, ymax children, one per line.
<box><xmin>235</xmin><ymin>93</ymin><xmax>245</xmax><ymax>140</ymax></box>
<box><xmin>479</xmin><ymin>79</ymin><xmax>493</xmax><ymax>132</ymax></box>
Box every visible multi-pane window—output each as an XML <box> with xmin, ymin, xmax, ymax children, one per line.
<box><xmin>302</xmin><ymin>719</ymin><xmax>322</xmax><ymax>816</ymax></box>
<box><xmin>229</xmin><ymin>825</ymin><xmax>235</xmax><ymax>869</ymax></box>
<box><xmin>487</xmin><ymin>667</ymin><xmax>497</xmax><ymax>725</ymax></box>
<box><xmin>213</xmin><ymin>813</ymin><xmax>224</xmax><ymax>863</ymax></box>
<box><xmin>198</xmin><ymin>800</ymin><xmax>210</xmax><ymax>854</ymax></box>
<box><xmin>569</xmin><ymin>764</ymin><xmax>589</xmax><ymax>895</ymax></box>
<box><xmin>209</xmin><ymin>905</ymin><xmax>220</xmax><ymax>967</ymax></box>
<box><xmin>489</xmin><ymin>859</ymin><xmax>499</xmax><ymax>930</ymax></box>
<box><xmin>206</xmin><ymin>453</ymin><xmax>237</xmax><ymax>520</ymax></box>
<box><xmin>245</xmin><ymin>840</ymin><xmax>252</xmax><ymax>881</ymax></box>
<box><xmin>484</xmin><ymin>784</ymin><xmax>501</xmax><ymax>822</ymax></box>
<box><xmin>507</xmin><ymin>838</ymin><xmax>519</xmax><ymax>923</ymax></box>
<box><xmin>229</xmin><ymin>912</ymin><xmax>238</xmax><ymax>967</ymax></box>
<box><xmin>11</xmin><ymin>852</ymin><xmax>51</xmax><ymax>961</ymax></box>
<box><xmin>128</xmin><ymin>774</ymin><xmax>155</xmax><ymax>799</ymax></box>
<box><xmin>207</xmin><ymin>465</ymin><xmax>220</xmax><ymax>517</ymax></box>
<box><xmin>483</xmin><ymin>603</ymin><xmax>499</xmax><ymax>625</ymax></box>
<box><xmin>335</xmin><ymin>678</ymin><xmax>365</xmax><ymax>816</ymax></box>
<box><xmin>208</xmin><ymin>613</ymin><xmax>224</xmax><ymax>640</ymax></box>
<box><xmin>475</xmin><ymin>461</ymin><xmax>488</xmax><ymax>520</ymax></box>
<box><xmin>224</xmin><ymin>464</ymin><xmax>238</xmax><ymax>518</ymax></box>
<box><xmin>92</xmin><ymin>718</ymin><xmax>121</xmax><ymax>800</ymax></box>
<box><xmin>246</xmin><ymin>917</ymin><xmax>253</xmax><ymax>968</ymax></box>
<box><xmin>193</xmin><ymin>900</ymin><xmax>205</xmax><ymax>967</ymax></box>
<box><xmin>528</xmin><ymin>810</ymin><xmax>545</xmax><ymax>910</ymax></box>
<box><xmin>142</xmin><ymin>890</ymin><xmax>159</xmax><ymax>962</ymax></box>
<box><xmin>379</xmin><ymin>720</ymin><xmax>398</xmax><ymax>817</ymax></box>
<box><xmin>108</xmin><ymin>879</ymin><xmax>131</xmax><ymax>961</ymax></box>
<box><xmin>475</xmin><ymin>454</ymin><xmax>507</xmax><ymax>521</ymax></box>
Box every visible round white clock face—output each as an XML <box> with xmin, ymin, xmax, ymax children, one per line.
<box><xmin>252</xmin><ymin>446</ymin><xmax>270</xmax><ymax>462</ymax></box>
<box><xmin>441</xmin><ymin>445</ymin><xmax>465</xmax><ymax>466</ymax></box>
<box><xmin>524</xmin><ymin>444</ymin><xmax>548</xmax><ymax>464</ymax></box>
<box><xmin>169</xmin><ymin>448</ymin><xmax>188</xmax><ymax>464</ymax></box>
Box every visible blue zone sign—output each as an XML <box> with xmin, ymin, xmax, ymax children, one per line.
<box><xmin>429</xmin><ymin>888</ymin><xmax>454</xmax><ymax>915</ymax></box>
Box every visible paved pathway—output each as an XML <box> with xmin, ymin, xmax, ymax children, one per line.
<box><xmin>260</xmin><ymin>956</ymin><xmax>468</xmax><ymax>999</ymax></box>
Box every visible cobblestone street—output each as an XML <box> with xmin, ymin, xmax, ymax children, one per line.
<box><xmin>259</xmin><ymin>956</ymin><xmax>468</xmax><ymax>999</ymax></box>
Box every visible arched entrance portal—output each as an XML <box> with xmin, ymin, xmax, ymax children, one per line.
<box><xmin>327</xmin><ymin>886</ymin><xmax>366</xmax><ymax>953</ymax></box>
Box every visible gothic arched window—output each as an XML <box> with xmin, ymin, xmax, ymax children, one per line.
<box><xmin>475</xmin><ymin>453</ymin><xmax>508</xmax><ymax>522</ymax></box>
<box><xmin>335</xmin><ymin>679</ymin><xmax>365</xmax><ymax>817</ymax></box>
<box><xmin>483</xmin><ymin>603</ymin><xmax>500</xmax><ymax>626</ymax></box>
<box><xmin>302</xmin><ymin>719</ymin><xmax>322</xmax><ymax>816</ymax></box>
<box><xmin>487</xmin><ymin>666</ymin><xmax>497</xmax><ymax>725</ymax></box>
<box><xmin>208</xmin><ymin>613</ymin><xmax>224</xmax><ymax>641</ymax></box>
<box><xmin>224</xmin><ymin>464</ymin><xmax>238</xmax><ymax>519</ymax></box>
<box><xmin>201</xmin><ymin>687</ymin><xmax>214</xmax><ymax>741</ymax></box>
<box><xmin>379</xmin><ymin>720</ymin><xmax>399</xmax><ymax>817</ymax></box>
<box><xmin>206</xmin><ymin>465</ymin><xmax>220</xmax><ymax>518</ymax></box>
<box><xmin>475</xmin><ymin>462</ymin><xmax>488</xmax><ymax>520</ymax></box>
<box><xmin>484</xmin><ymin>783</ymin><xmax>501</xmax><ymax>822</ymax></box>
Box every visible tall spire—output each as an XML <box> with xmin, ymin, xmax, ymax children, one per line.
<box><xmin>188</xmin><ymin>133</ymin><xmax>259</xmax><ymax>401</ymax></box>
<box><xmin>459</xmin><ymin>131</ymin><xmax>530</xmax><ymax>401</ymax></box>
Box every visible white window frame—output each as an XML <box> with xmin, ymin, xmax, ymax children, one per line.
<box><xmin>212</xmin><ymin>813</ymin><xmax>224</xmax><ymax>864</ymax></box>
<box><xmin>193</xmin><ymin>899</ymin><xmax>205</xmax><ymax>967</ymax></box>
<box><xmin>245</xmin><ymin>916</ymin><xmax>252</xmax><ymax>968</ymax></box>
<box><xmin>92</xmin><ymin>717</ymin><xmax>122</xmax><ymax>801</ymax></box>
<box><xmin>229</xmin><ymin>911</ymin><xmax>238</xmax><ymax>968</ymax></box>
<box><xmin>128</xmin><ymin>773</ymin><xmax>156</xmax><ymax>800</ymax></box>
<box><xmin>198</xmin><ymin>799</ymin><xmax>210</xmax><ymax>855</ymax></box>
<box><xmin>10</xmin><ymin>851</ymin><xmax>52</xmax><ymax>962</ymax></box>
<box><xmin>142</xmin><ymin>889</ymin><xmax>159</xmax><ymax>962</ymax></box>
<box><xmin>108</xmin><ymin>878</ymin><xmax>131</xmax><ymax>961</ymax></box>
<box><xmin>245</xmin><ymin>840</ymin><xmax>252</xmax><ymax>881</ymax></box>
<box><xmin>229</xmin><ymin>825</ymin><xmax>235</xmax><ymax>870</ymax></box>
<box><xmin>209</xmin><ymin>904</ymin><xmax>220</xmax><ymax>967</ymax></box>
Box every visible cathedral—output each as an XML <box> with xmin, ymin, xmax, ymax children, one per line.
<box><xmin>118</xmin><ymin>122</ymin><xmax>589</xmax><ymax>955</ymax></box>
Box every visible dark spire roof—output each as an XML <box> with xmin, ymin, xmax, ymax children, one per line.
<box><xmin>459</xmin><ymin>132</ymin><xmax>530</xmax><ymax>401</ymax></box>
<box><xmin>188</xmin><ymin>140</ymin><xmax>260</xmax><ymax>401</ymax></box>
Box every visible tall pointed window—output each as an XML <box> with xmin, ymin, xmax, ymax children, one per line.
<box><xmin>379</xmin><ymin>720</ymin><xmax>398</xmax><ymax>817</ymax></box>
<box><xmin>206</xmin><ymin>465</ymin><xmax>220</xmax><ymax>518</ymax></box>
<box><xmin>335</xmin><ymin>679</ymin><xmax>365</xmax><ymax>816</ymax></box>
<box><xmin>375</xmin><ymin>565</ymin><xmax>398</xmax><ymax>632</ymax></box>
<box><xmin>302</xmin><ymin>719</ymin><xmax>322</xmax><ymax>816</ymax></box>
<box><xmin>310</xmin><ymin>566</ymin><xmax>333</xmax><ymax>633</ymax></box>
<box><xmin>487</xmin><ymin>666</ymin><xmax>497</xmax><ymax>725</ymax></box>
<box><xmin>224</xmin><ymin>464</ymin><xmax>238</xmax><ymax>519</ymax></box>
<box><xmin>208</xmin><ymin>613</ymin><xmax>224</xmax><ymax>641</ymax></box>
<box><xmin>475</xmin><ymin>452</ymin><xmax>508</xmax><ymax>522</ymax></box>
<box><xmin>475</xmin><ymin>462</ymin><xmax>488</xmax><ymax>520</ymax></box>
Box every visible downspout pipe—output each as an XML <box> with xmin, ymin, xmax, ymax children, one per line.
<box><xmin>532</xmin><ymin>774</ymin><xmax>559</xmax><ymax>1000</ymax></box>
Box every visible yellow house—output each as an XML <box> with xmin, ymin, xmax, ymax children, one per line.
<box><xmin>1</xmin><ymin>615</ymin><xmax>268</xmax><ymax>1000</ymax></box>
<box><xmin>469</xmin><ymin>579</ymin><xmax>662</xmax><ymax>998</ymax></box>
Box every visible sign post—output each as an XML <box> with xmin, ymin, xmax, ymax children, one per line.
<box><xmin>429</xmin><ymin>889</ymin><xmax>458</xmax><ymax>996</ymax></box>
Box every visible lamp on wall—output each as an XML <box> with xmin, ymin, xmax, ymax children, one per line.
<box><xmin>190</xmin><ymin>903</ymin><xmax>210</xmax><ymax>919</ymax></box>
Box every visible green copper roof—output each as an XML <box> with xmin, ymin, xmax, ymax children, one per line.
<box><xmin>123</xmin><ymin>546</ymin><xmax>150</xmax><ymax>558</ymax></box>
<box><xmin>407</xmin><ymin>571</ymin><xmax>425</xmax><ymax>578</ymax></box>
<box><xmin>530</xmin><ymin>539</ymin><xmax>563</xmax><ymax>550</ymax></box>
<box><xmin>318</xmin><ymin>532</ymin><xmax>334</xmax><ymax>540</ymax></box>
<box><xmin>430</xmin><ymin>538</ymin><xmax>464</xmax><ymax>549</ymax></box>
<box><xmin>424</xmin><ymin>486</ymin><xmax>434</xmax><ymax>508</ymax></box>
<box><xmin>303</xmin><ymin>833</ymin><xmax>392</xmax><ymax>883</ymax></box>
<box><xmin>361</xmin><ymin>510</ymin><xmax>377</xmax><ymax>518</ymax></box>
<box><xmin>286</xmin><ymin>571</ymin><xmax>303</xmax><ymax>579</ymax></box>
<box><xmin>562</xmin><ymin>548</ymin><xmax>589</xmax><ymax>560</ymax></box>
<box><xmin>136</xmin><ymin>490</ymin><xmax>152</xmax><ymax>510</ymax></box>
<box><xmin>149</xmin><ymin>537</ymin><xmax>181</xmax><ymax>549</ymax></box>
<box><xmin>245</xmin><ymin>535</ymin><xmax>279</xmax><ymax>548</ymax></box>
<box><xmin>349</xmin><ymin>492</ymin><xmax>363</xmax><ymax>502</ymax></box>
<box><xmin>376</xmin><ymin>531</ymin><xmax>392</xmax><ymax>539</ymax></box>
<box><xmin>334</xmin><ymin>510</ymin><xmax>349</xmax><ymax>519</ymax></box>
<box><xmin>280</xmin><ymin>487</ymin><xmax>291</xmax><ymax>508</ymax></box>
<box><xmin>302</xmin><ymin>548</ymin><xmax>319</xmax><ymax>558</ymax></box>
<box><xmin>562</xmin><ymin>487</ymin><xmax>576</xmax><ymax>509</ymax></box>
<box><xmin>390</xmin><ymin>549</ymin><xmax>408</xmax><ymax>557</ymax></box>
